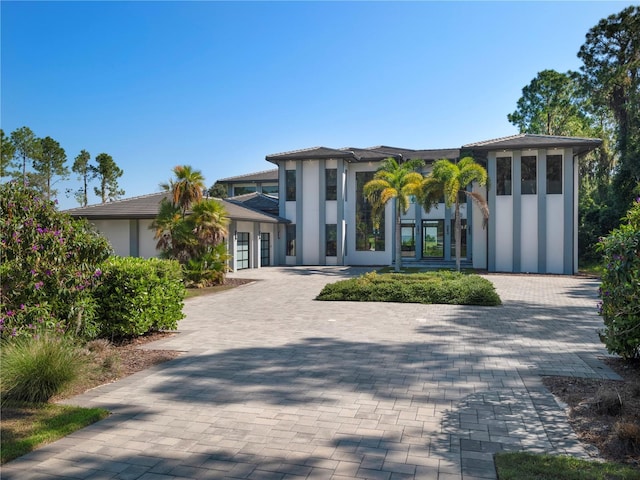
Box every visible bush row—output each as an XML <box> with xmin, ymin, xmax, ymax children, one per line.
<box><xmin>1</xmin><ymin>182</ymin><xmax>185</xmax><ymax>341</ymax></box>
<box><xmin>316</xmin><ymin>271</ymin><xmax>502</xmax><ymax>306</ymax></box>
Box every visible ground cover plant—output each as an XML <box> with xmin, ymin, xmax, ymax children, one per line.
<box><xmin>316</xmin><ymin>270</ymin><xmax>501</xmax><ymax>306</ymax></box>
<box><xmin>0</xmin><ymin>404</ymin><xmax>109</xmax><ymax>464</ymax></box>
<box><xmin>494</xmin><ymin>451</ymin><xmax>640</xmax><ymax>479</ymax></box>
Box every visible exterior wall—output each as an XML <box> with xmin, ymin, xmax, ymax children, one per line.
<box><xmin>91</xmin><ymin>219</ymin><xmax>161</xmax><ymax>259</ymax></box>
<box><xmin>138</xmin><ymin>219</ymin><xmax>161</xmax><ymax>258</ymax></box>
<box><xmin>487</xmin><ymin>147</ymin><xmax>576</xmax><ymax>274</ymax></box>
<box><xmin>301</xmin><ymin>160</ymin><xmax>320</xmax><ymax>265</ymax></box>
<box><xmin>92</xmin><ymin>220</ymin><xmax>131</xmax><ymax>256</ymax></box>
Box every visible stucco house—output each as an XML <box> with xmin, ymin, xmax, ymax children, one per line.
<box><xmin>68</xmin><ymin>133</ymin><xmax>601</xmax><ymax>274</ymax></box>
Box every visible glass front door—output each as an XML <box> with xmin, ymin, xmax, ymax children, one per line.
<box><xmin>260</xmin><ymin>233</ymin><xmax>270</xmax><ymax>266</ymax></box>
<box><xmin>422</xmin><ymin>220</ymin><xmax>444</xmax><ymax>258</ymax></box>
<box><xmin>237</xmin><ymin>232</ymin><xmax>249</xmax><ymax>270</ymax></box>
<box><xmin>401</xmin><ymin>224</ymin><xmax>415</xmax><ymax>257</ymax></box>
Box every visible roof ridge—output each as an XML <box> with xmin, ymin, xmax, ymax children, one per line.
<box><xmin>463</xmin><ymin>133</ymin><xmax>525</xmax><ymax>147</ymax></box>
<box><xmin>266</xmin><ymin>146</ymin><xmax>327</xmax><ymax>157</ymax></box>
<box><xmin>216</xmin><ymin>168</ymin><xmax>278</xmax><ymax>182</ymax></box>
<box><xmin>63</xmin><ymin>191</ymin><xmax>167</xmax><ymax>212</ymax></box>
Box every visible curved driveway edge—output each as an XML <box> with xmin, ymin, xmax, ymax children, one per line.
<box><xmin>2</xmin><ymin>267</ymin><xmax>618</xmax><ymax>480</ymax></box>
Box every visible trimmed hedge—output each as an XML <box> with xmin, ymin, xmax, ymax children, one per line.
<box><xmin>94</xmin><ymin>257</ymin><xmax>186</xmax><ymax>339</ymax></box>
<box><xmin>316</xmin><ymin>271</ymin><xmax>501</xmax><ymax>306</ymax></box>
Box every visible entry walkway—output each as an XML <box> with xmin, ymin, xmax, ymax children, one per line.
<box><xmin>2</xmin><ymin>268</ymin><xmax>619</xmax><ymax>479</ymax></box>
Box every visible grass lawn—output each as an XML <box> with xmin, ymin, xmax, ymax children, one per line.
<box><xmin>494</xmin><ymin>452</ymin><xmax>640</xmax><ymax>479</ymax></box>
<box><xmin>316</xmin><ymin>270</ymin><xmax>501</xmax><ymax>306</ymax></box>
<box><xmin>1</xmin><ymin>403</ymin><xmax>109</xmax><ymax>464</ymax></box>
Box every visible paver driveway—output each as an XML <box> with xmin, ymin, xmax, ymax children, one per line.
<box><xmin>2</xmin><ymin>267</ymin><xmax>619</xmax><ymax>480</ymax></box>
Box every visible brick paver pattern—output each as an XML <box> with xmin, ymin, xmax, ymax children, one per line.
<box><xmin>1</xmin><ymin>267</ymin><xmax>619</xmax><ymax>480</ymax></box>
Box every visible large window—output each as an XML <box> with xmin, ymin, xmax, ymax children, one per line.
<box><xmin>496</xmin><ymin>157</ymin><xmax>512</xmax><ymax>195</ymax></box>
<box><xmin>326</xmin><ymin>224</ymin><xmax>337</xmax><ymax>257</ymax></box>
<box><xmin>521</xmin><ymin>156</ymin><xmax>537</xmax><ymax>195</ymax></box>
<box><xmin>261</xmin><ymin>184</ymin><xmax>278</xmax><ymax>196</ymax></box>
<box><xmin>233</xmin><ymin>186</ymin><xmax>256</xmax><ymax>196</ymax></box>
<box><xmin>285</xmin><ymin>170</ymin><xmax>296</xmax><ymax>201</ymax></box>
<box><xmin>547</xmin><ymin>155</ymin><xmax>562</xmax><ymax>194</ymax></box>
<box><xmin>326</xmin><ymin>169</ymin><xmax>337</xmax><ymax>200</ymax></box>
<box><xmin>286</xmin><ymin>224</ymin><xmax>296</xmax><ymax>256</ymax></box>
<box><xmin>356</xmin><ymin>172</ymin><xmax>385</xmax><ymax>251</ymax></box>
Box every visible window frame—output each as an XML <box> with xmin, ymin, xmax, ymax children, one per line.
<box><xmin>285</xmin><ymin>170</ymin><xmax>296</xmax><ymax>201</ymax></box>
<box><xmin>546</xmin><ymin>154</ymin><xmax>563</xmax><ymax>194</ymax></box>
<box><xmin>496</xmin><ymin>156</ymin><xmax>512</xmax><ymax>196</ymax></box>
<box><xmin>325</xmin><ymin>168</ymin><xmax>337</xmax><ymax>201</ymax></box>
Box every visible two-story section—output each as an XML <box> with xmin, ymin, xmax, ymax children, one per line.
<box><xmin>266</xmin><ymin>134</ymin><xmax>602</xmax><ymax>274</ymax></box>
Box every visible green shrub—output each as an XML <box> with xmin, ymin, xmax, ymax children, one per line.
<box><xmin>0</xmin><ymin>182</ymin><xmax>112</xmax><ymax>339</ymax></box>
<box><xmin>0</xmin><ymin>335</ymin><xmax>81</xmax><ymax>404</ymax></box>
<box><xmin>94</xmin><ymin>256</ymin><xmax>186</xmax><ymax>339</ymax></box>
<box><xmin>316</xmin><ymin>271</ymin><xmax>501</xmax><ymax>306</ymax></box>
<box><xmin>597</xmin><ymin>198</ymin><xmax>640</xmax><ymax>359</ymax></box>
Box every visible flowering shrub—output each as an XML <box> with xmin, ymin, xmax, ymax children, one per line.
<box><xmin>0</xmin><ymin>182</ymin><xmax>112</xmax><ymax>339</ymax></box>
<box><xmin>597</xmin><ymin>197</ymin><xmax>640</xmax><ymax>359</ymax></box>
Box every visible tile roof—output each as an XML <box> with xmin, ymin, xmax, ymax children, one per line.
<box><xmin>65</xmin><ymin>192</ymin><xmax>287</xmax><ymax>224</ymax></box>
<box><xmin>216</xmin><ymin>169</ymin><xmax>278</xmax><ymax>183</ymax></box>
<box><xmin>65</xmin><ymin>192</ymin><xmax>169</xmax><ymax>219</ymax></box>
<box><xmin>226</xmin><ymin>192</ymin><xmax>280</xmax><ymax>216</ymax></box>
<box><xmin>463</xmin><ymin>133</ymin><xmax>602</xmax><ymax>154</ymax></box>
<box><xmin>266</xmin><ymin>146</ymin><xmax>356</xmax><ymax>162</ymax></box>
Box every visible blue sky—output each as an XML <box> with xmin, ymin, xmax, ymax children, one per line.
<box><xmin>1</xmin><ymin>1</ymin><xmax>635</xmax><ymax>209</ymax></box>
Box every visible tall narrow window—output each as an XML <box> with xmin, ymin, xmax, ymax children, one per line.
<box><xmin>521</xmin><ymin>156</ymin><xmax>537</xmax><ymax>194</ymax></box>
<box><xmin>355</xmin><ymin>172</ymin><xmax>385</xmax><ymax>251</ymax></box>
<box><xmin>286</xmin><ymin>224</ymin><xmax>296</xmax><ymax>256</ymax></box>
<box><xmin>326</xmin><ymin>224</ymin><xmax>337</xmax><ymax>256</ymax></box>
<box><xmin>547</xmin><ymin>155</ymin><xmax>562</xmax><ymax>194</ymax></box>
<box><xmin>326</xmin><ymin>169</ymin><xmax>337</xmax><ymax>200</ymax></box>
<box><xmin>496</xmin><ymin>157</ymin><xmax>512</xmax><ymax>195</ymax></box>
<box><xmin>286</xmin><ymin>170</ymin><xmax>296</xmax><ymax>201</ymax></box>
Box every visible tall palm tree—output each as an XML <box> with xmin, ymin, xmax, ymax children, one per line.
<box><xmin>364</xmin><ymin>157</ymin><xmax>425</xmax><ymax>272</ymax></box>
<box><xmin>161</xmin><ymin>165</ymin><xmax>205</xmax><ymax>217</ymax></box>
<box><xmin>421</xmin><ymin>157</ymin><xmax>489</xmax><ymax>272</ymax></box>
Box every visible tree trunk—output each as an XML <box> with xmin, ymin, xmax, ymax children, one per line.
<box><xmin>395</xmin><ymin>202</ymin><xmax>402</xmax><ymax>272</ymax></box>
<box><xmin>455</xmin><ymin>201</ymin><xmax>461</xmax><ymax>272</ymax></box>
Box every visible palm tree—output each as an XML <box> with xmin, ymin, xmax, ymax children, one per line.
<box><xmin>189</xmin><ymin>199</ymin><xmax>229</xmax><ymax>247</ymax></box>
<box><xmin>161</xmin><ymin>165</ymin><xmax>205</xmax><ymax>217</ymax></box>
<box><xmin>364</xmin><ymin>157</ymin><xmax>425</xmax><ymax>272</ymax></box>
<box><xmin>151</xmin><ymin>198</ymin><xmax>195</xmax><ymax>262</ymax></box>
<box><xmin>421</xmin><ymin>157</ymin><xmax>489</xmax><ymax>272</ymax></box>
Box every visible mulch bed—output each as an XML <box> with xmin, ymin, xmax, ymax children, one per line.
<box><xmin>543</xmin><ymin>358</ymin><xmax>640</xmax><ymax>467</ymax></box>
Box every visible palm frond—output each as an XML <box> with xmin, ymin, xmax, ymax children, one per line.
<box><xmin>466</xmin><ymin>191</ymin><xmax>490</xmax><ymax>229</ymax></box>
